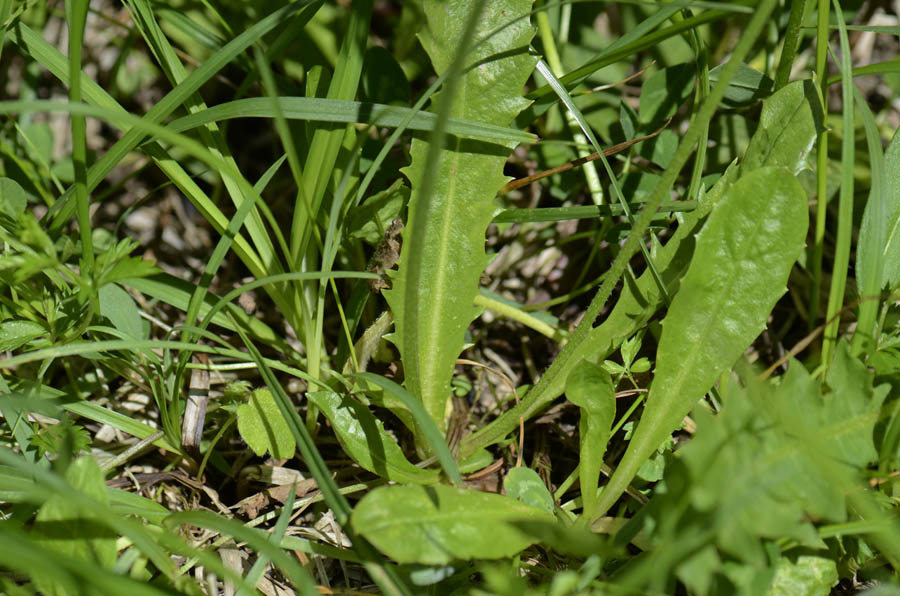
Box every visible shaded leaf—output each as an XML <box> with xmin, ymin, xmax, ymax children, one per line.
<box><xmin>0</xmin><ymin>320</ymin><xmax>47</xmax><ymax>351</ymax></box>
<box><xmin>361</xmin><ymin>46</ymin><xmax>410</xmax><ymax>106</ymax></box>
<box><xmin>639</xmin><ymin>63</ymin><xmax>694</xmax><ymax>124</ymax></box>
<box><xmin>0</xmin><ymin>177</ymin><xmax>28</xmax><ymax>221</ymax></box>
<box><xmin>344</xmin><ymin>179</ymin><xmax>408</xmax><ymax>245</ymax></box>
<box><xmin>33</xmin><ymin>456</ymin><xmax>117</xmax><ymax>595</ymax></box>
<box><xmin>709</xmin><ymin>62</ymin><xmax>774</xmax><ymax>107</ymax></box>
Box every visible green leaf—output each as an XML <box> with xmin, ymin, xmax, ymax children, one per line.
<box><xmin>511</xmin><ymin>80</ymin><xmax>820</xmax><ymax>422</ymax></box>
<box><xmin>741</xmin><ymin>79</ymin><xmax>822</xmax><ymax>175</ymax></box>
<box><xmin>638</xmin><ymin>63</ymin><xmax>694</xmax><ymax>124</ymax></box>
<box><xmin>0</xmin><ymin>320</ymin><xmax>47</xmax><ymax>351</ymax></box>
<box><xmin>361</xmin><ymin>46</ymin><xmax>411</xmax><ymax>106</ymax></box>
<box><xmin>593</xmin><ymin>166</ymin><xmax>809</xmax><ymax>518</ymax></box>
<box><xmin>709</xmin><ymin>62</ymin><xmax>774</xmax><ymax>107</ymax></box>
<box><xmin>504</xmin><ymin>466</ymin><xmax>554</xmax><ymax>513</ymax></box>
<box><xmin>384</xmin><ymin>0</ymin><xmax>535</xmax><ymax>442</ymax></box>
<box><xmin>565</xmin><ymin>360</ymin><xmax>615</xmax><ymax>515</ymax></box>
<box><xmin>236</xmin><ymin>388</ymin><xmax>296</xmax><ymax>459</ymax></box>
<box><xmin>33</xmin><ymin>456</ymin><xmax>117</xmax><ymax>595</ymax></box>
<box><xmin>306</xmin><ymin>391</ymin><xmax>439</xmax><ymax>484</ymax></box>
<box><xmin>768</xmin><ymin>556</ymin><xmax>839</xmax><ymax>596</ymax></box>
<box><xmin>354</xmin><ymin>372</ymin><xmax>460</xmax><ymax>485</ymax></box>
<box><xmin>0</xmin><ymin>177</ymin><xmax>28</xmax><ymax>220</ymax></box>
<box><xmin>98</xmin><ymin>283</ymin><xmax>144</xmax><ymax>340</ymax></box>
<box><xmin>351</xmin><ymin>484</ymin><xmax>554</xmax><ymax>564</ymax></box>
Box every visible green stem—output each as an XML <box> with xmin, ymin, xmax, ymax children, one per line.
<box><xmin>810</xmin><ymin>0</ymin><xmax>829</xmax><ymax>329</ymax></box>
<box><xmin>775</xmin><ymin>0</ymin><xmax>809</xmax><ymax>90</ymax></box>
<box><xmin>474</xmin><ymin>293</ymin><xmax>566</xmax><ymax>342</ymax></box>
<box><xmin>822</xmin><ymin>0</ymin><xmax>854</xmax><ymax>366</ymax></box>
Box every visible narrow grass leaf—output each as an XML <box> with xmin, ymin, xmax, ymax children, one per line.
<box><xmin>852</xmin><ymin>89</ymin><xmax>890</xmax><ymax>355</ymax></box>
<box><xmin>165</xmin><ymin>97</ymin><xmax>536</xmax><ymax>144</ymax></box>
<box><xmin>166</xmin><ymin>511</ymin><xmax>317</xmax><ymax>595</ymax></box>
<box><xmin>822</xmin><ymin>0</ymin><xmax>855</xmax><ymax>365</ymax></box>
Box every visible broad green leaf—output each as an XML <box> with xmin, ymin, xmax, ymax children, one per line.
<box><xmin>492</xmin><ymin>80</ymin><xmax>821</xmax><ymax>434</ymax></box>
<box><xmin>593</xmin><ymin>166</ymin><xmax>809</xmax><ymax>518</ymax></box>
<box><xmin>384</xmin><ymin>0</ymin><xmax>535</xmax><ymax>442</ymax></box>
<box><xmin>306</xmin><ymin>391</ymin><xmax>439</xmax><ymax>484</ymax></box>
<box><xmin>638</xmin><ymin>63</ymin><xmax>694</xmax><ymax>124</ymax></box>
<box><xmin>504</xmin><ymin>466</ymin><xmax>554</xmax><ymax>513</ymax></box>
<box><xmin>740</xmin><ymin>79</ymin><xmax>822</xmax><ymax>175</ymax></box>
<box><xmin>98</xmin><ymin>283</ymin><xmax>144</xmax><ymax>340</ymax></box>
<box><xmin>351</xmin><ymin>484</ymin><xmax>554</xmax><ymax>565</ymax></box>
<box><xmin>33</xmin><ymin>456</ymin><xmax>117</xmax><ymax>595</ymax></box>
<box><xmin>768</xmin><ymin>556</ymin><xmax>839</xmax><ymax>596</ymax></box>
<box><xmin>236</xmin><ymin>388</ymin><xmax>296</xmax><ymax>459</ymax></box>
<box><xmin>565</xmin><ymin>360</ymin><xmax>615</xmax><ymax>515</ymax></box>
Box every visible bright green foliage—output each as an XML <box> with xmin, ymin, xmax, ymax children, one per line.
<box><xmin>512</xmin><ymin>80</ymin><xmax>821</xmax><ymax>416</ymax></box>
<box><xmin>503</xmin><ymin>466</ymin><xmax>555</xmax><ymax>513</ymax></box>
<box><xmin>236</xmin><ymin>388</ymin><xmax>296</xmax><ymax>459</ymax></box>
<box><xmin>565</xmin><ymin>360</ymin><xmax>615</xmax><ymax>515</ymax></box>
<box><xmin>32</xmin><ymin>456</ymin><xmax>117</xmax><ymax>595</ymax></box>
<box><xmin>635</xmin><ymin>343</ymin><xmax>885</xmax><ymax>594</ymax></box>
<box><xmin>768</xmin><ymin>555</ymin><xmax>838</xmax><ymax>596</ymax></box>
<box><xmin>384</xmin><ymin>0</ymin><xmax>536</xmax><ymax>441</ymax></box>
<box><xmin>351</xmin><ymin>484</ymin><xmax>554</xmax><ymax>564</ymax></box>
<box><xmin>593</xmin><ymin>166</ymin><xmax>809</xmax><ymax>518</ymax></box>
<box><xmin>307</xmin><ymin>391</ymin><xmax>439</xmax><ymax>484</ymax></box>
